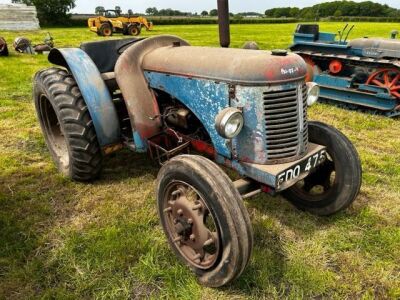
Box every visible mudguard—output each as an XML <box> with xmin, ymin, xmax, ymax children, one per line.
<box><xmin>115</xmin><ymin>35</ymin><xmax>190</xmax><ymax>152</ymax></box>
<box><xmin>48</xmin><ymin>48</ymin><xmax>121</xmax><ymax>150</ymax></box>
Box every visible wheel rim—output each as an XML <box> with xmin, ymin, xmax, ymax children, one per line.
<box><xmin>104</xmin><ymin>28</ymin><xmax>111</xmax><ymax>36</ymax></box>
<box><xmin>366</xmin><ymin>69</ymin><xmax>400</xmax><ymax>99</ymax></box>
<box><xmin>161</xmin><ymin>181</ymin><xmax>220</xmax><ymax>270</ymax></box>
<box><xmin>290</xmin><ymin>152</ymin><xmax>337</xmax><ymax>201</ymax></box>
<box><xmin>39</xmin><ymin>94</ymin><xmax>69</xmax><ymax>169</ymax></box>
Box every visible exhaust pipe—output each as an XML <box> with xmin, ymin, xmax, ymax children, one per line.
<box><xmin>217</xmin><ymin>0</ymin><xmax>230</xmax><ymax>48</ymax></box>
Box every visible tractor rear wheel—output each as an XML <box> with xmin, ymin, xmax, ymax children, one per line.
<box><xmin>283</xmin><ymin>122</ymin><xmax>362</xmax><ymax>216</ymax></box>
<box><xmin>156</xmin><ymin>155</ymin><xmax>253</xmax><ymax>287</ymax></box>
<box><xmin>33</xmin><ymin>67</ymin><xmax>102</xmax><ymax>181</ymax></box>
<box><xmin>99</xmin><ymin>23</ymin><xmax>113</xmax><ymax>37</ymax></box>
<box><xmin>127</xmin><ymin>24</ymin><xmax>141</xmax><ymax>36</ymax></box>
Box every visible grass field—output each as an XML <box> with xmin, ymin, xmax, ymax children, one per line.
<box><xmin>0</xmin><ymin>23</ymin><xmax>399</xmax><ymax>299</ymax></box>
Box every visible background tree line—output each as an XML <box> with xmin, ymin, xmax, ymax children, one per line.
<box><xmin>265</xmin><ymin>1</ymin><xmax>400</xmax><ymax>19</ymax></box>
<box><xmin>9</xmin><ymin>0</ymin><xmax>400</xmax><ymax>26</ymax></box>
<box><xmin>145</xmin><ymin>7</ymin><xmax>193</xmax><ymax>17</ymax></box>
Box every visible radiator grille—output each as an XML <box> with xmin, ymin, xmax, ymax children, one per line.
<box><xmin>263</xmin><ymin>84</ymin><xmax>308</xmax><ymax>162</ymax></box>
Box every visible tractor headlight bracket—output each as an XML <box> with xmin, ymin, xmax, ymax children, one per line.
<box><xmin>215</xmin><ymin>108</ymin><xmax>244</xmax><ymax>139</ymax></box>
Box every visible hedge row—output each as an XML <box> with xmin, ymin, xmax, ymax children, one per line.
<box><xmin>65</xmin><ymin>17</ymin><xmax>299</xmax><ymax>27</ymax></box>
<box><xmin>322</xmin><ymin>16</ymin><xmax>400</xmax><ymax>22</ymax></box>
<box><xmin>65</xmin><ymin>16</ymin><xmax>400</xmax><ymax>27</ymax></box>
<box><xmin>150</xmin><ymin>17</ymin><xmax>299</xmax><ymax>25</ymax></box>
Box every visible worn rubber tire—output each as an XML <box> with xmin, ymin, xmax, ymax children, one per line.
<box><xmin>33</xmin><ymin>67</ymin><xmax>102</xmax><ymax>181</ymax></box>
<box><xmin>157</xmin><ymin>155</ymin><xmax>253</xmax><ymax>287</ymax></box>
<box><xmin>99</xmin><ymin>23</ymin><xmax>113</xmax><ymax>37</ymax></box>
<box><xmin>283</xmin><ymin>121</ymin><xmax>362</xmax><ymax>216</ymax></box>
<box><xmin>127</xmin><ymin>24</ymin><xmax>141</xmax><ymax>36</ymax></box>
<box><xmin>122</xmin><ymin>24</ymin><xmax>129</xmax><ymax>35</ymax></box>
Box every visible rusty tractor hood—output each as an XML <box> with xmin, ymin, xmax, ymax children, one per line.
<box><xmin>142</xmin><ymin>46</ymin><xmax>307</xmax><ymax>85</ymax></box>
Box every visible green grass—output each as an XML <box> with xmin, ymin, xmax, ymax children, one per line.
<box><xmin>0</xmin><ymin>23</ymin><xmax>399</xmax><ymax>299</ymax></box>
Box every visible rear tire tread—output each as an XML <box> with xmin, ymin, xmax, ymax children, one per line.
<box><xmin>34</xmin><ymin>67</ymin><xmax>102</xmax><ymax>181</ymax></box>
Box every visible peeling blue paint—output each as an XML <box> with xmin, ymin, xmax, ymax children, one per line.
<box><xmin>233</xmin><ymin>82</ymin><xmax>301</xmax><ymax>163</ymax></box>
<box><xmin>145</xmin><ymin>71</ymin><xmax>231</xmax><ymax>158</ymax></box>
<box><xmin>133</xmin><ymin>131</ymin><xmax>147</xmax><ymax>152</ymax></box>
<box><xmin>51</xmin><ymin>48</ymin><xmax>121</xmax><ymax>148</ymax></box>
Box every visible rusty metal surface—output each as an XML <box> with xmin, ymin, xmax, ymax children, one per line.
<box><xmin>148</xmin><ymin>131</ymin><xmax>191</xmax><ymax>165</ymax></box>
<box><xmin>232</xmin><ymin>81</ymin><xmax>308</xmax><ymax>165</ymax></box>
<box><xmin>217</xmin><ymin>143</ymin><xmax>326</xmax><ymax>191</ymax></box>
<box><xmin>144</xmin><ymin>71</ymin><xmax>232</xmax><ymax>157</ymax></box>
<box><xmin>145</xmin><ymin>70</ymin><xmax>309</xmax><ymax>163</ymax></box>
<box><xmin>114</xmin><ymin>35</ymin><xmax>190</xmax><ymax>151</ymax></box>
<box><xmin>262</xmin><ymin>84</ymin><xmax>308</xmax><ymax>161</ymax></box>
<box><xmin>142</xmin><ymin>46</ymin><xmax>307</xmax><ymax>85</ymax></box>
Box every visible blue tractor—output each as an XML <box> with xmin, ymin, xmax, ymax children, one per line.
<box><xmin>33</xmin><ymin>1</ymin><xmax>362</xmax><ymax>287</ymax></box>
<box><xmin>291</xmin><ymin>24</ymin><xmax>400</xmax><ymax>117</ymax></box>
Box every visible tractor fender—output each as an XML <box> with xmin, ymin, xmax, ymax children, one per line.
<box><xmin>115</xmin><ymin>35</ymin><xmax>190</xmax><ymax>151</ymax></box>
<box><xmin>48</xmin><ymin>48</ymin><xmax>121</xmax><ymax>151</ymax></box>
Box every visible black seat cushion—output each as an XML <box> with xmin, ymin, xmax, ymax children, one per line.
<box><xmin>80</xmin><ymin>38</ymin><xmax>145</xmax><ymax>73</ymax></box>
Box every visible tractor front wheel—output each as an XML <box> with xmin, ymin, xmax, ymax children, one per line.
<box><xmin>99</xmin><ymin>23</ymin><xmax>113</xmax><ymax>37</ymax></box>
<box><xmin>156</xmin><ymin>155</ymin><xmax>253</xmax><ymax>287</ymax></box>
<box><xmin>283</xmin><ymin>122</ymin><xmax>362</xmax><ymax>216</ymax></box>
<box><xmin>33</xmin><ymin>68</ymin><xmax>102</xmax><ymax>181</ymax></box>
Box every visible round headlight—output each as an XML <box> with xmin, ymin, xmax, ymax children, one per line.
<box><xmin>215</xmin><ymin>108</ymin><xmax>244</xmax><ymax>139</ymax></box>
<box><xmin>306</xmin><ymin>82</ymin><xmax>320</xmax><ymax>106</ymax></box>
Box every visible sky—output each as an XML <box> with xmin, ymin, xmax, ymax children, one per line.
<box><xmin>1</xmin><ymin>0</ymin><xmax>400</xmax><ymax>14</ymax></box>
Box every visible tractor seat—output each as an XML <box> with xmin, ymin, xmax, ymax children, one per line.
<box><xmin>295</xmin><ymin>24</ymin><xmax>320</xmax><ymax>41</ymax></box>
<box><xmin>80</xmin><ymin>38</ymin><xmax>145</xmax><ymax>73</ymax></box>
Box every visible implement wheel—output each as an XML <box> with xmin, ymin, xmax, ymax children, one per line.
<box><xmin>157</xmin><ymin>155</ymin><xmax>253</xmax><ymax>287</ymax></box>
<box><xmin>283</xmin><ymin>122</ymin><xmax>362</xmax><ymax>216</ymax></box>
<box><xmin>33</xmin><ymin>68</ymin><xmax>102</xmax><ymax>181</ymax></box>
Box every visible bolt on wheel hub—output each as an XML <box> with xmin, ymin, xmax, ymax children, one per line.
<box><xmin>162</xmin><ymin>182</ymin><xmax>220</xmax><ymax>269</ymax></box>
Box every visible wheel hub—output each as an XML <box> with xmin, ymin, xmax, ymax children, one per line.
<box><xmin>162</xmin><ymin>183</ymin><xmax>219</xmax><ymax>269</ymax></box>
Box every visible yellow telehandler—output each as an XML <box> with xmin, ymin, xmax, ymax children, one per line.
<box><xmin>88</xmin><ymin>7</ymin><xmax>153</xmax><ymax>37</ymax></box>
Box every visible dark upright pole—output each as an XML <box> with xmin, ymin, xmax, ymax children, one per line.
<box><xmin>217</xmin><ymin>0</ymin><xmax>230</xmax><ymax>48</ymax></box>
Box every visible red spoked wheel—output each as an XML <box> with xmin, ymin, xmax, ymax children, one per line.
<box><xmin>366</xmin><ymin>69</ymin><xmax>400</xmax><ymax>99</ymax></box>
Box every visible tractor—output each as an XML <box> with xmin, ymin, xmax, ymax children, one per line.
<box><xmin>88</xmin><ymin>7</ymin><xmax>153</xmax><ymax>37</ymax></box>
<box><xmin>291</xmin><ymin>24</ymin><xmax>400</xmax><ymax>117</ymax></box>
<box><xmin>33</xmin><ymin>0</ymin><xmax>362</xmax><ymax>287</ymax></box>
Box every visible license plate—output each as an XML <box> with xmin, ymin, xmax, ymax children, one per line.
<box><xmin>276</xmin><ymin>149</ymin><xmax>327</xmax><ymax>190</ymax></box>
